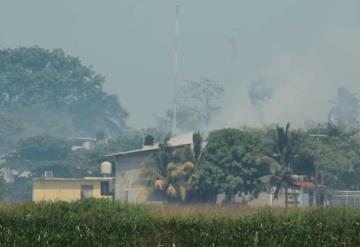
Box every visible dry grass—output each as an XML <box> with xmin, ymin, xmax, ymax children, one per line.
<box><xmin>145</xmin><ymin>203</ymin><xmax>310</xmax><ymax>219</ymax></box>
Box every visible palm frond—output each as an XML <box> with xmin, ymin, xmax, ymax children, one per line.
<box><xmin>167</xmin><ymin>162</ymin><xmax>177</xmax><ymax>171</ymax></box>
<box><xmin>154</xmin><ymin>179</ymin><xmax>165</xmax><ymax>190</ymax></box>
<box><xmin>166</xmin><ymin>184</ymin><xmax>177</xmax><ymax>198</ymax></box>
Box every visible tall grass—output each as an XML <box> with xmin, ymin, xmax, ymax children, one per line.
<box><xmin>1</xmin><ymin>200</ymin><xmax>360</xmax><ymax>246</ymax></box>
<box><xmin>0</xmin><ymin>199</ymin><xmax>154</xmax><ymax>246</ymax></box>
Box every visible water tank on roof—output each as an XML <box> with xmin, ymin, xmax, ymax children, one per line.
<box><xmin>44</xmin><ymin>171</ymin><xmax>53</xmax><ymax>178</ymax></box>
<box><xmin>144</xmin><ymin>135</ymin><xmax>154</xmax><ymax>146</ymax></box>
<box><xmin>101</xmin><ymin>161</ymin><xmax>112</xmax><ymax>175</ymax></box>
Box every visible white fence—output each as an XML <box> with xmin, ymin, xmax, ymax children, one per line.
<box><xmin>328</xmin><ymin>191</ymin><xmax>360</xmax><ymax>207</ymax></box>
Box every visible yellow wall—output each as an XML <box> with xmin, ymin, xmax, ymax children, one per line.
<box><xmin>33</xmin><ymin>179</ymin><xmax>112</xmax><ymax>202</ymax></box>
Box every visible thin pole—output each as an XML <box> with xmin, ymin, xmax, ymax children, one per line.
<box><xmin>172</xmin><ymin>4</ymin><xmax>179</xmax><ymax>134</ymax></box>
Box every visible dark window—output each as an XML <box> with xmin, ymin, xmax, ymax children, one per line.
<box><xmin>101</xmin><ymin>181</ymin><xmax>112</xmax><ymax>196</ymax></box>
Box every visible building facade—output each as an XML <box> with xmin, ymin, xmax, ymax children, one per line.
<box><xmin>106</xmin><ymin>133</ymin><xmax>193</xmax><ymax>203</ymax></box>
<box><xmin>32</xmin><ymin>177</ymin><xmax>114</xmax><ymax>202</ymax></box>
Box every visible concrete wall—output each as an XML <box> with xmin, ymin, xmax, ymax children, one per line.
<box><xmin>114</xmin><ymin>152</ymin><xmax>154</xmax><ymax>203</ymax></box>
<box><xmin>248</xmin><ymin>188</ymin><xmax>313</xmax><ymax>207</ymax></box>
<box><xmin>33</xmin><ymin>179</ymin><xmax>112</xmax><ymax>202</ymax></box>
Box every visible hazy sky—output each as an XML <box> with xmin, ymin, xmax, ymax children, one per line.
<box><xmin>1</xmin><ymin>1</ymin><xmax>360</xmax><ymax>129</ymax></box>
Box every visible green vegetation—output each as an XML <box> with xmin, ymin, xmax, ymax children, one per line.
<box><xmin>2</xmin><ymin>46</ymin><xmax>360</xmax><ymax>207</ymax></box>
<box><xmin>140</xmin><ymin>135</ymin><xmax>193</xmax><ymax>202</ymax></box>
<box><xmin>5</xmin><ymin>131</ymin><xmax>143</xmax><ymax>175</ymax></box>
<box><xmin>262</xmin><ymin>123</ymin><xmax>302</xmax><ymax>206</ymax></box>
<box><xmin>1</xmin><ymin>200</ymin><xmax>360</xmax><ymax>246</ymax></box>
<box><xmin>0</xmin><ymin>46</ymin><xmax>128</xmax><ymax>152</ymax></box>
<box><xmin>0</xmin><ymin>132</ymin><xmax>143</xmax><ymax>201</ymax></box>
<box><xmin>192</xmin><ymin>128</ymin><xmax>269</xmax><ymax>203</ymax></box>
<box><xmin>0</xmin><ymin>177</ymin><xmax>32</xmax><ymax>202</ymax></box>
<box><xmin>142</xmin><ymin>124</ymin><xmax>360</xmax><ymax>204</ymax></box>
<box><xmin>16</xmin><ymin>135</ymin><xmax>72</xmax><ymax>161</ymax></box>
<box><xmin>139</xmin><ymin>132</ymin><xmax>205</xmax><ymax>202</ymax></box>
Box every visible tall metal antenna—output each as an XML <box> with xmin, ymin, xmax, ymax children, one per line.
<box><xmin>172</xmin><ymin>4</ymin><xmax>180</xmax><ymax>134</ymax></box>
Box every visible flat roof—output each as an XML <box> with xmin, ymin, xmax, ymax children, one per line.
<box><xmin>106</xmin><ymin>133</ymin><xmax>193</xmax><ymax>158</ymax></box>
<box><xmin>105</xmin><ymin>143</ymin><xmax>192</xmax><ymax>157</ymax></box>
<box><xmin>69</xmin><ymin>137</ymin><xmax>97</xmax><ymax>141</ymax></box>
<box><xmin>105</xmin><ymin>146</ymin><xmax>159</xmax><ymax>157</ymax></box>
<box><xmin>33</xmin><ymin>177</ymin><xmax>114</xmax><ymax>181</ymax></box>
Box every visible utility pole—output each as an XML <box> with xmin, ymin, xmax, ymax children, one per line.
<box><xmin>309</xmin><ymin>134</ymin><xmax>327</xmax><ymax>207</ymax></box>
<box><xmin>172</xmin><ymin>4</ymin><xmax>180</xmax><ymax>134</ymax></box>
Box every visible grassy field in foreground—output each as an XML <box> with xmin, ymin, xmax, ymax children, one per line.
<box><xmin>0</xmin><ymin>200</ymin><xmax>360</xmax><ymax>246</ymax></box>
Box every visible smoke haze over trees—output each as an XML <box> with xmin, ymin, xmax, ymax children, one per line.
<box><xmin>154</xmin><ymin>78</ymin><xmax>224</xmax><ymax>133</ymax></box>
<box><xmin>1</xmin><ymin>1</ymin><xmax>360</xmax><ymax>128</ymax></box>
<box><xmin>248</xmin><ymin>80</ymin><xmax>273</xmax><ymax>125</ymax></box>
<box><xmin>2</xmin><ymin>1</ymin><xmax>360</xmax><ymax>204</ymax></box>
<box><xmin>328</xmin><ymin>87</ymin><xmax>360</xmax><ymax>129</ymax></box>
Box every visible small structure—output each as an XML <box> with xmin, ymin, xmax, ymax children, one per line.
<box><xmin>247</xmin><ymin>181</ymin><xmax>326</xmax><ymax>207</ymax></box>
<box><xmin>106</xmin><ymin>133</ymin><xmax>193</xmax><ymax>204</ymax></box>
<box><xmin>32</xmin><ymin>177</ymin><xmax>114</xmax><ymax>202</ymax></box>
<box><xmin>69</xmin><ymin>137</ymin><xmax>97</xmax><ymax>151</ymax></box>
<box><xmin>33</xmin><ymin>161</ymin><xmax>115</xmax><ymax>202</ymax></box>
<box><xmin>0</xmin><ymin>168</ymin><xmax>32</xmax><ymax>184</ymax></box>
<box><xmin>0</xmin><ymin>168</ymin><xmax>17</xmax><ymax>184</ymax></box>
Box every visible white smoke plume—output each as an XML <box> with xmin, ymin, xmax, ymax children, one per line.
<box><xmin>248</xmin><ymin>80</ymin><xmax>273</xmax><ymax>125</ymax></box>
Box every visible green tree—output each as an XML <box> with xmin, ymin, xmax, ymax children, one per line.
<box><xmin>0</xmin><ymin>46</ymin><xmax>128</xmax><ymax>138</ymax></box>
<box><xmin>16</xmin><ymin>135</ymin><xmax>71</xmax><ymax>161</ymax></box>
<box><xmin>307</xmin><ymin>124</ymin><xmax>360</xmax><ymax>190</ymax></box>
<box><xmin>0</xmin><ymin>113</ymin><xmax>24</xmax><ymax>152</ymax></box>
<box><xmin>194</xmin><ymin>128</ymin><xmax>268</xmax><ymax>203</ymax></box>
<box><xmin>5</xmin><ymin>135</ymin><xmax>81</xmax><ymax>178</ymax></box>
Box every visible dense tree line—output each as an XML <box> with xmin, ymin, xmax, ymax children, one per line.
<box><xmin>0</xmin><ymin>46</ymin><xmax>128</xmax><ymax>153</ymax></box>
<box><xmin>142</xmin><ymin>124</ymin><xmax>360</xmax><ymax>203</ymax></box>
<box><xmin>2</xmin><ymin>123</ymin><xmax>360</xmax><ymax>203</ymax></box>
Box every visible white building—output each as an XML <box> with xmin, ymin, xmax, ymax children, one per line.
<box><xmin>106</xmin><ymin>133</ymin><xmax>193</xmax><ymax>203</ymax></box>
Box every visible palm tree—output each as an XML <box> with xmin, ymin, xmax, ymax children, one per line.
<box><xmin>185</xmin><ymin>132</ymin><xmax>205</xmax><ymax>190</ymax></box>
<box><xmin>153</xmin><ymin>161</ymin><xmax>195</xmax><ymax>202</ymax></box>
<box><xmin>261</xmin><ymin>123</ymin><xmax>299</xmax><ymax>207</ymax></box>
<box><xmin>139</xmin><ymin>132</ymin><xmax>205</xmax><ymax>202</ymax></box>
<box><xmin>139</xmin><ymin>134</ymin><xmax>171</xmax><ymax>199</ymax></box>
